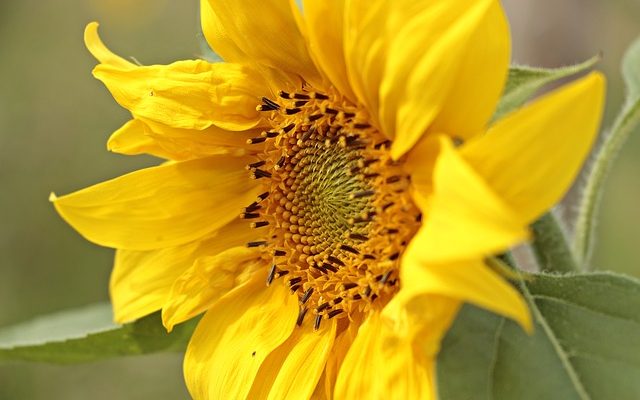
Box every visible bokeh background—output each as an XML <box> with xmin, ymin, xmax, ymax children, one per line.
<box><xmin>0</xmin><ymin>0</ymin><xmax>638</xmax><ymax>398</ymax></box>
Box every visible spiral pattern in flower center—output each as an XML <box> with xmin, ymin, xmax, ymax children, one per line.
<box><xmin>242</xmin><ymin>88</ymin><xmax>421</xmax><ymax>329</ymax></box>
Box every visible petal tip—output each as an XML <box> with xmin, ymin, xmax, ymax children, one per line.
<box><xmin>519</xmin><ymin>307</ymin><xmax>534</xmax><ymax>335</ymax></box>
<box><xmin>161</xmin><ymin>309</ymin><xmax>175</xmax><ymax>333</ymax></box>
<box><xmin>83</xmin><ymin>21</ymin><xmax>100</xmax><ymax>50</ymax></box>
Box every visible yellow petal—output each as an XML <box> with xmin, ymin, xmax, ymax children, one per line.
<box><xmin>248</xmin><ymin>320</ymin><xmax>336</xmax><ymax>400</ymax></box>
<box><xmin>406</xmin><ymin>134</ymin><xmax>442</xmax><ymax>203</ymax></box>
<box><xmin>84</xmin><ymin>22</ymin><xmax>134</xmax><ymax>69</ymax></box>
<box><xmin>429</xmin><ymin>0</ymin><xmax>510</xmax><ymax>138</ymax></box>
<box><xmin>382</xmin><ymin>293</ymin><xmax>462</xmax><ymax>356</ymax></box>
<box><xmin>300</xmin><ymin>0</ymin><xmax>356</xmax><ymax>102</ymax></box>
<box><xmin>200</xmin><ymin>0</ymin><xmax>321</xmax><ymax>86</ymax></box>
<box><xmin>162</xmin><ymin>247</ymin><xmax>261</xmax><ymax>331</ymax></box>
<box><xmin>334</xmin><ymin>311</ymin><xmax>435</xmax><ymax>400</ymax></box>
<box><xmin>93</xmin><ymin>60</ymin><xmax>271</xmax><ymax>132</ymax></box>
<box><xmin>107</xmin><ymin>119</ymin><xmax>179</xmax><ymax>160</ymax></box>
<box><xmin>110</xmin><ymin>218</ymin><xmax>256</xmax><ymax>323</ymax></box>
<box><xmin>184</xmin><ymin>277</ymin><xmax>298</xmax><ymax>400</ymax></box>
<box><xmin>199</xmin><ymin>0</ymin><xmax>247</xmax><ymax>63</ymax></box>
<box><xmin>462</xmin><ymin>72</ymin><xmax>606</xmax><ymax>222</ymax></box>
<box><xmin>410</xmin><ymin>136</ymin><xmax>529</xmax><ymax>264</ymax></box>
<box><xmin>323</xmin><ymin>319</ymin><xmax>359</xmax><ymax>400</ymax></box>
<box><xmin>52</xmin><ymin>156</ymin><xmax>259</xmax><ymax>251</ymax></box>
<box><xmin>381</xmin><ymin>0</ymin><xmax>499</xmax><ymax>159</ymax></box>
<box><xmin>107</xmin><ymin>118</ymin><xmax>256</xmax><ymax>160</ymax></box>
<box><xmin>400</xmin><ymin>254</ymin><xmax>532</xmax><ymax>332</ymax></box>
<box><xmin>310</xmin><ymin>372</ymin><xmax>330</xmax><ymax>400</ymax></box>
<box><xmin>343</xmin><ymin>0</ymin><xmax>389</xmax><ymax>120</ymax></box>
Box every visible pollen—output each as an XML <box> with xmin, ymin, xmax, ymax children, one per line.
<box><xmin>242</xmin><ymin>88</ymin><xmax>421</xmax><ymax>330</ymax></box>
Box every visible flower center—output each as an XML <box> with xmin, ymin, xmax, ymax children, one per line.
<box><xmin>242</xmin><ymin>88</ymin><xmax>421</xmax><ymax>330</ymax></box>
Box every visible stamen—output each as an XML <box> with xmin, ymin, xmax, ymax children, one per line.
<box><xmin>245</xmin><ymin>202</ymin><xmax>261</xmax><ymax>212</ymax></box>
<box><xmin>380</xmin><ymin>271</ymin><xmax>393</xmax><ymax>285</ymax></box>
<box><xmin>288</xmin><ymin>277</ymin><xmax>303</xmax><ymax>286</ymax></box>
<box><xmin>350</xmin><ymin>190</ymin><xmax>375</xmax><ymax>199</ymax></box>
<box><xmin>240</xmin><ymin>212</ymin><xmax>260</xmax><ymax>219</ymax></box>
<box><xmin>247</xmin><ymin>137</ymin><xmax>267</xmax><ymax>144</ymax></box>
<box><xmin>322</xmin><ymin>263</ymin><xmax>338</xmax><ymax>273</ymax></box>
<box><xmin>325</xmin><ymin>107</ymin><xmax>338</xmax><ymax>115</ymax></box>
<box><xmin>262</xmin><ymin>131</ymin><xmax>280</xmax><ymax>138</ymax></box>
<box><xmin>348</xmin><ymin>233</ymin><xmax>369</xmax><ymax>241</ymax></box>
<box><xmin>257</xmin><ymin>104</ymin><xmax>278</xmax><ymax>112</ymax></box>
<box><xmin>312</xmin><ymin>264</ymin><xmax>328</xmax><ymax>273</ymax></box>
<box><xmin>266</xmin><ymin>264</ymin><xmax>277</xmax><ymax>286</ymax></box>
<box><xmin>296</xmin><ymin>307</ymin><xmax>308</xmax><ymax>326</ymax></box>
<box><xmin>327</xmin><ymin>256</ymin><xmax>345</xmax><ymax>267</ymax></box>
<box><xmin>251</xmin><ymin>169</ymin><xmax>272</xmax><ymax>179</ymax></box>
<box><xmin>300</xmin><ymin>287</ymin><xmax>314</xmax><ymax>304</ymax></box>
<box><xmin>261</xmin><ymin>97</ymin><xmax>280</xmax><ymax>110</ymax></box>
<box><xmin>385</xmin><ymin>175</ymin><xmax>402</xmax><ymax>183</ymax></box>
<box><xmin>314</xmin><ymin>314</ymin><xmax>323</xmax><ymax>330</ymax></box>
<box><xmin>340</xmin><ymin>244</ymin><xmax>359</xmax><ymax>255</ymax></box>
<box><xmin>342</xmin><ymin>282</ymin><xmax>358</xmax><ymax>290</ymax></box>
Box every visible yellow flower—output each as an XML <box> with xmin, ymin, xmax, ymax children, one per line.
<box><xmin>51</xmin><ymin>1</ymin><xmax>605</xmax><ymax>399</ymax></box>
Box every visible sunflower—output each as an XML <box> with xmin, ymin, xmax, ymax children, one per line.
<box><xmin>51</xmin><ymin>0</ymin><xmax>605</xmax><ymax>399</ymax></box>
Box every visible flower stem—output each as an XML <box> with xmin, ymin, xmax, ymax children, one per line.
<box><xmin>531</xmin><ymin>212</ymin><xmax>578</xmax><ymax>273</ymax></box>
<box><xmin>573</xmin><ymin>100</ymin><xmax>640</xmax><ymax>266</ymax></box>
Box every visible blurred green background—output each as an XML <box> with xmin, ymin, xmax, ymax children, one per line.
<box><xmin>0</xmin><ymin>0</ymin><xmax>638</xmax><ymax>399</ymax></box>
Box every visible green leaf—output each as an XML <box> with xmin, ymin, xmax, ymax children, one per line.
<box><xmin>494</xmin><ymin>56</ymin><xmax>600</xmax><ymax>121</ymax></box>
<box><xmin>574</xmin><ymin>36</ymin><xmax>640</xmax><ymax>265</ymax></box>
<box><xmin>0</xmin><ymin>303</ymin><xmax>197</xmax><ymax>364</ymax></box>
<box><xmin>437</xmin><ymin>272</ymin><xmax>640</xmax><ymax>400</ymax></box>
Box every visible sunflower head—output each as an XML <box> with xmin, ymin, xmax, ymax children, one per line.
<box><xmin>243</xmin><ymin>87</ymin><xmax>421</xmax><ymax>329</ymax></box>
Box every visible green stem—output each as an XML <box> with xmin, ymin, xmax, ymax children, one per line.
<box><xmin>531</xmin><ymin>212</ymin><xmax>578</xmax><ymax>273</ymax></box>
<box><xmin>573</xmin><ymin>100</ymin><xmax>640</xmax><ymax>266</ymax></box>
